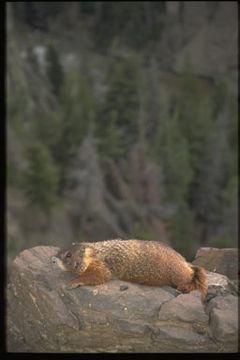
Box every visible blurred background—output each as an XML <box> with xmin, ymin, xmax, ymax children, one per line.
<box><xmin>6</xmin><ymin>2</ymin><xmax>238</xmax><ymax>271</ymax></box>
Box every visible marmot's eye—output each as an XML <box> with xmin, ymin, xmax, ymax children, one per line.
<box><xmin>74</xmin><ymin>262</ymin><xmax>79</xmax><ymax>269</ymax></box>
<box><xmin>66</xmin><ymin>252</ymin><xmax>72</xmax><ymax>258</ymax></box>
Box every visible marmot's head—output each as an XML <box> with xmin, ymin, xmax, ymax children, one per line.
<box><xmin>55</xmin><ymin>244</ymin><xmax>94</xmax><ymax>275</ymax></box>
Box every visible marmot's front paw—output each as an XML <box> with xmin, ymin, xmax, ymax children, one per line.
<box><xmin>68</xmin><ymin>279</ymin><xmax>84</xmax><ymax>289</ymax></box>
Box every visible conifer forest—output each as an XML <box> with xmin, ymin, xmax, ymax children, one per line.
<box><xmin>6</xmin><ymin>2</ymin><xmax>238</xmax><ymax>270</ymax></box>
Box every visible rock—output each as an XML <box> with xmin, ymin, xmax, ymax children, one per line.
<box><xmin>206</xmin><ymin>294</ymin><xmax>238</xmax><ymax>315</ymax></box>
<box><xmin>119</xmin><ymin>285</ymin><xmax>129</xmax><ymax>291</ymax></box>
<box><xmin>208</xmin><ymin>295</ymin><xmax>238</xmax><ymax>343</ymax></box>
<box><xmin>206</xmin><ymin>271</ymin><xmax>238</xmax><ymax>297</ymax></box>
<box><xmin>158</xmin><ymin>291</ymin><xmax>208</xmax><ymax>323</ymax></box>
<box><xmin>192</xmin><ymin>247</ymin><xmax>238</xmax><ymax>280</ymax></box>
<box><xmin>7</xmin><ymin>246</ymin><xmax>238</xmax><ymax>353</ymax></box>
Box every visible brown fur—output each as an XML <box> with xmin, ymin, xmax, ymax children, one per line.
<box><xmin>56</xmin><ymin>239</ymin><xmax>207</xmax><ymax>298</ymax></box>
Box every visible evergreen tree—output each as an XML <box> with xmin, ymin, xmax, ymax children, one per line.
<box><xmin>220</xmin><ymin>175</ymin><xmax>238</xmax><ymax>246</ymax></box>
<box><xmin>92</xmin><ymin>2</ymin><xmax>164</xmax><ymax>51</ymax></box>
<box><xmin>226</xmin><ymin>88</ymin><xmax>238</xmax><ymax>179</ymax></box>
<box><xmin>168</xmin><ymin>202</ymin><xmax>195</xmax><ymax>260</ymax></box>
<box><xmin>98</xmin><ymin>110</ymin><xmax>125</xmax><ymax>158</ymax></box>
<box><xmin>193</xmin><ymin>107</ymin><xmax>230</xmax><ymax>243</ymax></box>
<box><xmin>172</xmin><ymin>65</ymin><xmax>216</xmax><ymax>233</ymax></box>
<box><xmin>175</xmin><ymin>69</ymin><xmax>214</xmax><ymax>177</ymax></box>
<box><xmin>12</xmin><ymin>2</ymin><xmax>64</xmax><ymax>31</ymax></box>
<box><xmin>193</xmin><ymin>84</ymin><xmax>238</xmax><ymax>244</ymax></box>
<box><xmin>23</xmin><ymin>143</ymin><xmax>59</xmax><ymax>213</ymax></box>
<box><xmin>97</xmin><ymin>54</ymin><xmax>141</xmax><ymax>158</ymax></box>
<box><xmin>34</xmin><ymin>71</ymin><xmax>93</xmax><ymax>193</ymax></box>
<box><xmin>150</xmin><ymin>67</ymin><xmax>217</xmax><ymax>253</ymax></box>
<box><xmin>52</xmin><ymin>72</ymin><xmax>92</xmax><ymax>191</ymax></box>
<box><xmin>152</xmin><ymin>94</ymin><xmax>192</xmax><ymax>205</ymax></box>
<box><xmin>46</xmin><ymin>44</ymin><xmax>64</xmax><ymax>97</ymax></box>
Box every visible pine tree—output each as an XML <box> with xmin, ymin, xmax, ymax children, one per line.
<box><xmin>97</xmin><ymin>54</ymin><xmax>141</xmax><ymax>158</ymax></box>
<box><xmin>92</xmin><ymin>3</ymin><xmax>164</xmax><ymax>51</ymax></box>
<box><xmin>152</xmin><ymin>93</ymin><xmax>193</xmax><ymax>205</ymax></box>
<box><xmin>46</xmin><ymin>44</ymin><xmax>64</xmax><ymax>97</ymax></box>
<box><xmin>52</xmin><ymin>72</ymin><xmax>92</xmax><ymax>192</ymax></box>
<box><xmin>34</xmin><ymin>70</ymin><xmax>94</xmax><ymax>193</ymax></box>
<box><xmin>193</xmin><ymin>84</ymin><xmax>238</xmax><ymax>245</ymax></box>
<box><xmin>176</xmin><ymin>70</ymin><xmax>214</xmax><ymax>176</ymax></box>
<box><xmin>98</xmin><ymin>110</ymin><xmax>125</xmax><ymax>158</ymax></box>
<box><xmin>168</xmin><ymin>202</ymin><xmax>195</xmax><ymax>260</ymax></box>
<box><xmin>23</xmin><ymin>143</ymin><xmax>59</xmax><ymax>213</ymax></box>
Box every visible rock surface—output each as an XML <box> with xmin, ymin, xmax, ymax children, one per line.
<box><xmin>193</xmin><ymin>247</ymin><xmax>238</xmax><ymax>280</ymax></box>
<box><xmin>7</xmin><ymin>246</ymin><xmax>238</xmax><ymax>353</ymax></box>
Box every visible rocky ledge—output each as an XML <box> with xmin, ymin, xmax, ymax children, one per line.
<box><xmin>7</xmin><ymin>246</ymin><xmax>238</xmax><ymax>353</ymax></box>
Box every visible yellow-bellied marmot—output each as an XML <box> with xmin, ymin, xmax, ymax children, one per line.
<box><xmin>53</xmin><ymin>239</ymin><xmax>207</xmax><ymax>299</ymax></box>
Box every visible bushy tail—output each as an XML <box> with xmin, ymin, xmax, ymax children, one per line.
<box><xmin>190</xmin><ymin>265</ymin><xmax>207</xmax><ymax>299</ymax></box>
<box><xmin>179</xmin><ymin>265</ymin><xmax>207</xmax><ymax>299</ymax></box>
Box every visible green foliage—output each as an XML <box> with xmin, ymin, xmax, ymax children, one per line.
<box><xmin>97</xmin><ymin>54</ymin><xmax>141</xmax><ymax>158</ymax></box>
<box><xmin>11</xmin><ymin>2</ymin><xmax>27</xmax><ymax>22</ymax></box>
<box><xmin>78</xmin><ymin>76</ymin><xmax>95</xmax><ymax>127</ymax></box>
<box><xmin>12</xmin><ymin>2</ymin><xmax>65</xmax><ymax>30</ymax></box>
<box><xmin>7</xmin><ymin>86</ymin><xmax>27</xmax><ymax>138</ymax></box>
<box><xmin>134</xmin><ymin>222</ymin><xmax>155</xmax><ymax>241</ymax></box>
<box><xmin>223</xmin><ymin>175</ymin><xmax>237</xmax><ymax>206</ymax></box>
<box><xmin>27</xmin><ymin>46</ymin><xmax>40</xmax><ymax>73</ymax></box>
<box><xmin>226</xmin><ymin>91</ymin><xmax>238</xmax><ymax>177</ymax></box>
<box><xmin>92</xmin><ymin>2</ymin><xmax>164</xmax><ymax>51</ymax></box>
<box><xmin>98</xmin><ymin>110</ymin><xmax>125</xmax><ymax>158</ymax></box>
<box><xmin>46</xmin><ymin>44</ymin><xmax>64</xmax><ymax>97</ymax></box>
<box><xmin>54</xmin><ymin>72</ymin><xmax>92</xmax><ymax>175</ymax></box>
<box><xmin>34</xmin><ymin>107</ymin><xmax>62</xmax><ymax>154</ymax></box>
<box><xmin>59</xmin><ymin>72</ymin><xmax>92</xmax><ymax>140</ymax></box>
<box><xmin>79</xmin><ymin>2</ymin><xmax>95</xmax><ymax>14</ymax></box>
<box><xmin>150</xmin><ymin>64</ymin><xmax>237</xmax><ymax>251</ymax></box>
<box><xmin>8</xmin><ymin>237</ymin><xmax>20</xmax><ymax>253</ymax></box>
<box><xmin>8</xmin><ymin>5</ymin><xmax>238</xmax><ymax>254</ymax></box>
<box><xmin>218</xmin><ymin>175</ymin><xmax>237</xmax><ymax>245</ymax></box>
<box><xmin>34</xmin><ymin>71</ymin><xmax>93</xmax><ymax>192</ymax></box>
<box><xmin>151</xmin><ymin>94</ymin><xmax>193</xmax><ymax>204</ymax></box>
<box><xmin>12</xmin><ymin>2</ymin><xmax>164</xmax><ymax>50</ymax></box>
<box><xmin>23</xmin><ymin>143</ymin><xmax>59</xmax><ymax>213</ymax></box>
<box><xmin>211</xmin><ymin>80</ymin><xmax>228</xmax><ymax>118</ymax></box>
<box><xmin>168</xmin><ymin>203</ymin><xmax>195</xmax><ymax>260</ymax></box>
<box><xmin>187</xmin><ymin>84</ymin><xmax>236</xmax><ymax>243</ymax></box>
<box><xmin>7</xmin><ymin>161</ymin><xmax>17</xmax><ymax>187</ymax></box>
<box><xmin>106</xmin><ymin>54</ymin><xmax>141</xmax><ymax>130</ymax></box>
<box><xmin>209</xmin><ymin>235</ymin><xmax>232</xmax><ymax>249</ymax></box>
<box><xmin>175</xmin><ymin>71</ymin><xmax>214</xmax><ymax>176</ymax></box>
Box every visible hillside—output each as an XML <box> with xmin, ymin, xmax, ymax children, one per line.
<box><xmin>6</xmin><ymin>2</ymin><xmax>238</xmax><ymax>269</ymax></box>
